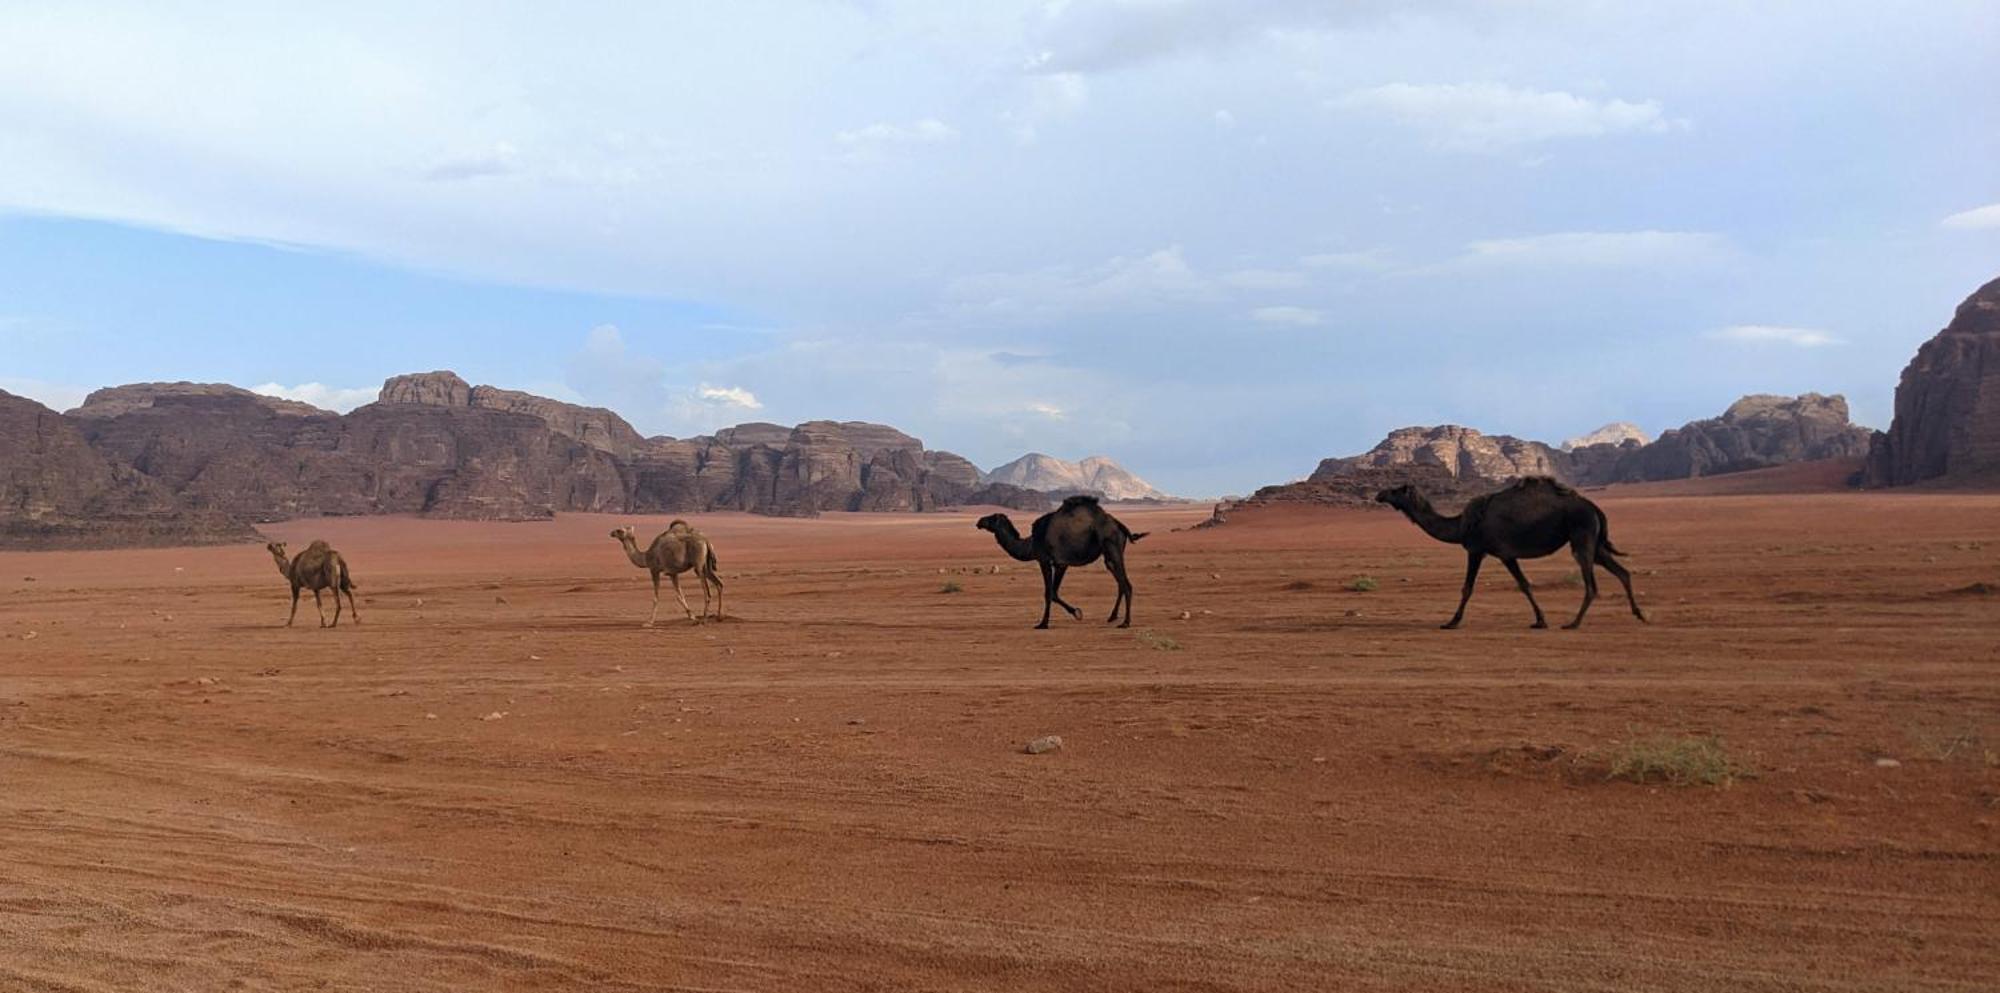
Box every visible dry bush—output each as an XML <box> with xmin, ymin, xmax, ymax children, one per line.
<box><xmin>1606</xmin><ymin>733</ymin><xmax>1744</xmax><ymax>787</ymax></box>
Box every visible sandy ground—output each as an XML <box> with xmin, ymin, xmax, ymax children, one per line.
<box><xmin>1</xmin><ymin>493</ymin><xmax>1997</xmax><ymax>992</ymax></box>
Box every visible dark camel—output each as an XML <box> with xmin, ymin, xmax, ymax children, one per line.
<box><xmin>610</xmin><ymin>521</ymin><xmax>724</xmax><ymax>625</ymax></box>
<box><xmin>976</xmin><ymin>495</ymin><xmax>1147</xmax><ymax>628</ymax></box>
<box><xmin>267</xmin><ymin>540</ymin><xmax>359</xmax><ymax>628</ymax></box>
<box><xmin>1376</xmin><ymin>476</ymin><xmax>1646</xmax><ymax>630</ymax></box>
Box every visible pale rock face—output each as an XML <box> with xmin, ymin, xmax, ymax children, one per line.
<box><xmin>1867</xmin><ymin>275</ymin><xmax>2000</xmax><ymax>486</ymax></box>
<box><xmin>984</xmin><ymin>453</ymin><xmax>1170</xmax><ymax>500</ymax></box>
<box><xmin>1562</xmin><ymin>422</ymin><xmax>1650</xmax><ymax>451</ymax></box>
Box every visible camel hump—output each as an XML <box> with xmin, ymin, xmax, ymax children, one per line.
<box><xmin>1059</xmin><ymin>494</ymin><xmax>1101</xmax><ymax>510</ymax></box>
<box><xmin>1509</xmin><ymin>475</ymin><xmax>1578</xmax><ymax>497</ymax></box>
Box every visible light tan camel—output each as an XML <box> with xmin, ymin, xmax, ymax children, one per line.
<box><xmin>267</xmin><ymin>540</ymin><xmax>360</xmax><ymax>628</ymax></box>
<box><xmin>610</xmin><ymin>521</ymin><xmax>723</xmax><ymax>625</ymax></box>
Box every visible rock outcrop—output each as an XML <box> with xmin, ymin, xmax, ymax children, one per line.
<box><xmin>1866</xmin><ymin>275</ymin><xmax>2000</xmax><ymax>486</ymax></box>
<box><xmin>69</xmin><ymin>382</ymin><xmax>327</xmax><ymax>419</ymax></box>
<box><xmin>1315</xmin><ymin>425</ymin><xmax>1565</xmax><ymax>483</ymax></box>
<box><xmin>1572</xmin><ymin>394</ymin><xmax>1873</xmax><ymax>485</ymax></box>
<box><xmin>984</xmin><ymin>453</ymin><xmax>1171</xmax><ymax>500</ymax></box>
<box><xmin>0</xmin><ymin>390</ymin><xmax>252</xmax><ymax>548</ymax></box>
<box><xmin>378</xmin><ymin>370</ymin><xmax>472</xmax><ymax>407</ymax></box>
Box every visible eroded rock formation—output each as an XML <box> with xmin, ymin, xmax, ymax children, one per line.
<box><xmin>1866</xmin><ymin>275</ymin><xmax>2000</xmax><ymax>486</ymax></box>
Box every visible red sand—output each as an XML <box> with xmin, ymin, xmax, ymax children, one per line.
<box><xmin>2</xmin><ymin>495</ymin><xmax>1997</xmax><ymax>991</ymax></box>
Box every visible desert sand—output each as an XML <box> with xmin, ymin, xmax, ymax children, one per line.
<box><xmin>1</xmin><ymin>492</ymin><xmax>1996</xmax><ymax>991</ymax></box>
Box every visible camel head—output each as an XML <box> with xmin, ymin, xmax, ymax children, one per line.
<box><xmin>1374</xmin><ymin>485</ymin><xmax>1418</xmax><ymax>511</ymax></box>
<box><xmin>266</xmin><ymin>541</ymin><xmax>289</xmax><ymax>561</ymax></box>
<box><xmin>974</xmin><ymin>513</ymin><xmax>1012</xmax><ymax>535</ymax></box>
<box><xmin>609</xmin><ymin>526</ymin><xmax>634</xmax><ymax>543</ymax></box>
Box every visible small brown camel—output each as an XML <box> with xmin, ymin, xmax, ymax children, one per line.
<box><xmin>267</xmin><ymin>540</ymin><xmax>360</xmax><ymax>628</ymax></box>
<box><xmin>1376</xmin><ymin>476</ymin><xmax>1645</xmax><ymax>630</ymax></box>
<box><xmin>976</xmin><ymin>495</ymin><xmax>1147</xmax><ymax>629</ymax></box>
<box><xmin>610</xmin><ymin>521</ymin><xmax>724</xmax><ymax>625</ymax></box>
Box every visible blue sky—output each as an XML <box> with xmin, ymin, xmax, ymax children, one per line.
<box><xmin>2</xmin><ymin>1</ymin><xmax>1997</xmax><ymax>495</ymax></box>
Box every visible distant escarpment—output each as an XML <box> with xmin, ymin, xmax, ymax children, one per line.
<box><xmin>1866</xmin><ymin>275</ymin><xmax>2000</xmax><ymax>487</ymax></box>
<box><xmin>0</xmin><ymin>371</ymin><xmax>1057</xmax><ymax>546</ymax></box>
<box><xmin>1235</xmin><ymin>392</ymin><xmax>1877</xmax><ymax>513</ymax></box>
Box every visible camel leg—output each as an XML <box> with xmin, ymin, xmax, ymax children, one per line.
<box><xmin>313</xmin><ymin>588</ymin><xmax>328</xmax><ymax>628</ymax></box>
<box><xmin>287</xmin><ymin>586</ymin><xmax>301</xmax><ymax>627</ymax></box>
<box><xmin>1036</xmin><ymin>560</ymin><xmax>1056</xmax><ymax>629</ymax></box>
<box><xmin>1597</xmin><ymin>551</ymin><xmax>1647</xmax><ymax>622</ymax></box>
<box><xmin>1562</xmin><ymin>536</ymin><xmax>1599</xmax><ymax>630</ymax></box>
<box><xmin>1442</xmin><ymin>550</ymin><xmax>1485</xmax><ymax>629</ymax></box>
<box><xmin>710</xmin><ymin>573</ymin><xmax>724</xmax><ymax>621</ymax></box>
<box><xmin>345</xmin><ymin>586</ymin><xmax>362</xmax><ymax>625</ymax></box>
<box><xmin>669</xmin><ymin>572</ymin><xmax>697</xmax><ymax>623</ymax></box>
<box><xmin>1050</xmin><ymin>565</ymin><xmax>1083</xmax><ymax>620</ymax></box>
<box><xmin>330</xmin><ymin>584</ymin><xmax>342</xmax><ymax>628</ymax></box>
<box><xmin>646</xmin><ymin>571</ymin><xmax>661</xmax><ymax>627</ymax></box>
<box><xmin>699</xmin><ymin>572</ymin><xmax>713</xmax><ymax>620</ymax></box>
<box><xmin>1501</xmin><ymin>558</ymin><xmax>1548</xmax><ymax>629</ymax></box>
<box><xmin>1103</xmin><ymin>547</ymin><xmax>1133</xmax><ymax>627</ymax></box>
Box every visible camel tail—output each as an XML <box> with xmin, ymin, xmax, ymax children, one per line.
<box><xmin>1594</xmin><ymin>507</ymin><xmax>1627</xmax><ymax>557</ymax></box>
<box><xmin>706</xmin><ymin>547</ymin><xmax>722</xmax><ymax>583</ymax></box>
<box><xmin>339</xmin><ymin>558</ymin><xmax>358</xmax><ymax>590</ymax></box>
<box><xmin>1119</xmin><ymin>522</ymin><xmax>1149</xmax><ymax>544</ymax></box>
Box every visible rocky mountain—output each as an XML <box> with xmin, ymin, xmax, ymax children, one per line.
<box><xmin>0</xmin><ymin>390</ymin><xmax>252</xmax><ymax>548</ymax></box>
<box><xmin>1569</xmin><ymin>394</ymin><xmax>1874</xmax><ymax>485</ymax></box>
<box><xmin>1866</xmin><ymin>275</ymin><xmax>2000</xmax><ymax>486</ymax></box>
<box><xmin>1562</xmin><ymin>422</ymin><xmax>1649</xmax><ymax>451</ymax></box>
<box><xmin>1</xmin><ymin>371</ymin><xmax>1052</xmax><ymax>545</ymax></box>
<box><xmin>983</xmin><ymin>453</ymin><xmax>1171</xmax><ymax>500</ymax></box>
<box><xmin>1315</xmin><ymin>425</ymin><xmax>1566</xmax><ymax>483</ymax></box>
<box><xmin>1238</xmin><ymin>393</ymin><xmax>1877</xmax><ymax>516</ymax></box>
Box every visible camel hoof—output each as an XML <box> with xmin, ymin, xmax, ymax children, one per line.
<box><xmin>1634</xmin><ymin>612</ymin><xmax>1650</xmax><ymax>623</ymax></box>
<box><xmin>1034</xmin><ymin>622</ymin><xmax>1050</xmax><ymax>630</ymax></box>
<box><xmin>1531</xmin><ymin>621</ymin><xmax>1548</xmax><ymax>629</ymax></box>
<box><xmin>1439</xmin><ymin>621</ymin><xmax>1461</xmax><ymax>630</ymax></box>
<box><xmin>1561</xmin><ymin>622</ymin><xmax>1582</xmax><ymax>630</ymax></box>
<box><xmin>643</xmin><ymin>621</ymin><xmax>656</xmax><ymax>629</ymax></box>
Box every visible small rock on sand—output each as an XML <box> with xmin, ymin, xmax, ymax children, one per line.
<box><xmin>480</xmin><ymin>711</ymin><xmax>508</xmax><ymax>722</ymax></box>
<box><xmin>1874</xmin><ymin>757</ymin><xmax>1901</xmax><ymax>768</ymax></box>
<box><xmin>1024</xmin><ymin>735</ymin><xmax>1064</xmax><ymax>755</ymax></box>
<box><xmin>1177</xmin><ymin>610</ymin><xmax>1191</xmax><ymax>620</ymax></box>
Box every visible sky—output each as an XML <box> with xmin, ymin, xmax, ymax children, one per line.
<box><xmin>2</xmin><ymin>1</ymin><xmax>1997</xmax><ymax>496</ymax></box>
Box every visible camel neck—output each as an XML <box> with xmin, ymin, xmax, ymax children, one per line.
<box><xmin>271</xmin><ymin>552</ymin><xmax>294</xmax><ymax>580</ymax></box>
<box><xmin>988</xmin><ymin>523</ymin><xmax>1037</xmax><ymax>562</ymax></box>
<box><xmin>618</xmin><ymin>537</ymin><xmax>650</xmax><ymax>569</ymax></box>
<box><xmin>1402</xmin><ymin>499</ymin><xmax>1466</xmax><ymax>544</ymax></box>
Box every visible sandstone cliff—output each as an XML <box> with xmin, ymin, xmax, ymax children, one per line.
<box><xmin>1865</xmin><ymin>275</ymin><xmax>2000</xmax><ymax>486</ymax></box>
<box><xmin>1570</xmin><ymin>394</ymin><xmax>1873</xmax><ymax>485</ymax></box>
<box><xmin>0</xmin><ymin>390</ymin><xmax>253</xmax><ymax>548</ymax></box>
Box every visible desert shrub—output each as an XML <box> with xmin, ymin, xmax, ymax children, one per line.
<box><xmin>1136</xmin><ymin>629</ymin><xmax>1181</xmax><ymax>651</ymax></box>
<box><xmin>1606</xmin><ymin>733</ymin><xmax>1743</xmax><ymax>787</ymax></box>
<box><xmin>939</xmin><ymin>580</ymin><xmax>963</xmax><ymax>594</ymax></box>
<box><xmin>1348</xmin><ymin>575</ymin><xmax>1379</xmax><ymax>592</ymax></box>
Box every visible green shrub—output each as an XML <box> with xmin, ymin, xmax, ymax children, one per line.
<box><xmin>1348</xmin><ymin>575</ymin><xmax>1379</xmax><ymax>592</ymax></box>
<box><xmin>1136</xmin><ymin>629</ymin><xmax>1181</xmax><ymax>651</ymax></box>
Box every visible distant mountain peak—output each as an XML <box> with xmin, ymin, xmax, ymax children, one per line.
<box><xmin>984</xmin><ymin>452</ymin><xmax>1171</xmax><ymax>500</ymax></box>
<box><xmin>1561</xmin><ymin>422</ymin><xmax>1649</xmax><ymax>452</ymax></box>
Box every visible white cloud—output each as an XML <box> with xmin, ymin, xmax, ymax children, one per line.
<box><xmin>1026</xmin><ymin>402</ymin><xmax>1067</xmax><ymax>419</ymax></box>
<box><xmin>1250</xmin><ymin>305</ymin><xmax>1324</xmax><ymax>326</ymax></box>
<box><xmin>1331</xmin><ymin>83</ymin><xmax>1684</xmax><ymax>150</ymax></box>
<box><xmin>1221</xmin><ymin>268</ymin><xmax>1307</xmax><ymax>290</ymax></box>
<box><xmin>422</xmin><ymin>141</ymin><xmax>521</xmax><ymax>182</ymax></box>
<box><xmin>834</xmin><ymin>119</ymin><xmax>958</xmax><ymax>160</ymax></box>
<box><xmin>694</xmin><ymin>383</ymin><xmax>762</xmax><ymax>409</ymax></box>
<box><xmin>1452</xmin><ymin>230</ymin><xmax>1731</xmax><ymax>269</ymax></box>
<box><xmin>1213</xmin><ymin>109</ymin><xmax>1236</xmax><ymax>129</ymax></box>
<box><xmin>1004</xmin><ymin>72</ymin><xmax>1088</xmax><ymax>143</ymax></box>
<box><xmin>250</xmin><ymin>381</ymin><xmax>380</xmax><ymax>411</ymax></box>
<box><xmin>947</xmin><ymin>245</ymin><xmax>1215</xmax><ymax>319</ymax></box>
<box><xmin>1299</xmin><ymin>249</ymin><xmax>1393</xmax><ymax>270</ymax></box>
<box><xmin>1705</xmin><ymin>324</ymin><xmax>1842</xmax><ymax>348</ymax></box>
<box><xmin>1941</xmin><ymin>203</ymin><xmax>2000</xmax><ymax>230</ymax></box>
<box><xmin>1029</xmin><ymin>0</ymin><xmax>1424</xmax><ymax>73</ymax></box>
